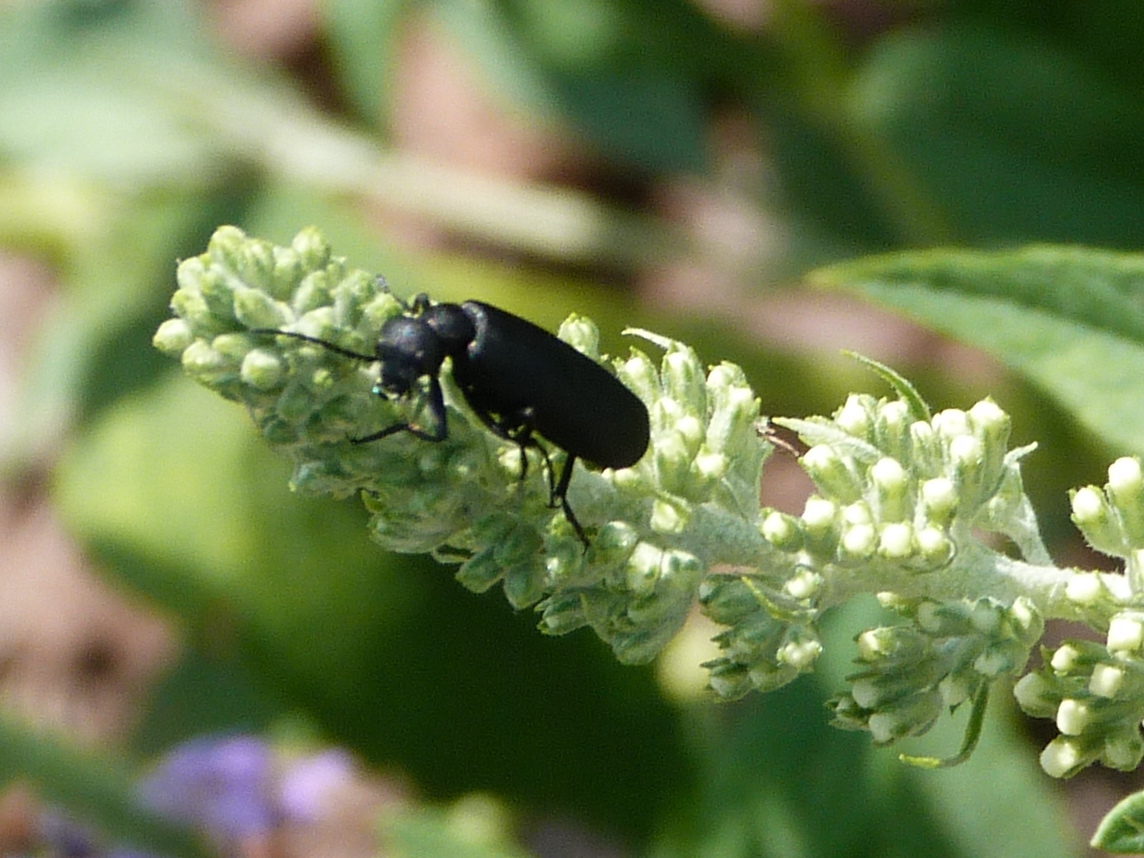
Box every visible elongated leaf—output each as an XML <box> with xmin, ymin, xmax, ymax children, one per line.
<box><xmin>810</xmin><ymin>246</ymin><xmax>1144</xmax><ymax>454</ymax></box>
<box><xmin>0</xmin><ymin>713</ymin><xmax>209</xmax><ymax>858</ymax></box>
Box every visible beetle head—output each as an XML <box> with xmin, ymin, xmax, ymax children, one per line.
<box><xmin>375</xmin><ymin>315</ymin><xmax>448</xmax><ymax>397</ymax></box>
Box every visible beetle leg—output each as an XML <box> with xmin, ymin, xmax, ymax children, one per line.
<box><xmin>552</xmin><ymin>454</ymin><xmax>588</xmax><ymax>548</ymax></box>
<box><xmin>353</xmin><ymin>377</ymin><xmax>448</xmax><ymax>443</ymax></box>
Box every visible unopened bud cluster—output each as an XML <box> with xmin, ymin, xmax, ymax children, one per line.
<box><xmin>765</xmin><ymin>393</ymin><xmax>1026</xmax><ymax>575</ymax></box>
<box><xmin>698</xmin><ymin>571</ymin><xmax>823</xmax><ymax>700</ymax></box>
<box><xmin>1015</xmin><ymin>611</ymin><xmax>1144</xmax><ymax>777</ymax></box>
<box><xmin>831</xmin><ymin>596</ymin><xmax>1043</xmax><ymax>744</ymax></box>
<box><xmin>1072</xmin><ymin>457</ymin><xmax>1144</xmax><ymax>591</ymax></box>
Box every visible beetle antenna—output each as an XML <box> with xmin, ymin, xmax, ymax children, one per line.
<box><xmin>249</xmin><ymin>329</ymin><xmax>377</xmax><ymax>363</ymax></box>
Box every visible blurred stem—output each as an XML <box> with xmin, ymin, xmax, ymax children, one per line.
<box><xmin>198</xmin><ymin>80</ymin><xmax>688</xmax><ymax>270</ymax></box>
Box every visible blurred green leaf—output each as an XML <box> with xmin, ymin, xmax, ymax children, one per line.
<box><xmin>851</xmin><ymin>25</ymin><xmax>1144</xmax><ymax>246</ymax></box>
<box><xmin>810</xmin><ymin>245</ymin><xmax>1144</xmax><ymax>454</ymax></box>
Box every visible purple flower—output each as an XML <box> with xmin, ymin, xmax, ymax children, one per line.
<box><xmin>137</xmin><ymin>735</ymin><xmax>276</xmax><ymax>839</ymax></box>
<box><xmin>278</xmin><ymin>749</ymin><xmax>355</xmax><ymax>822</ymax></box>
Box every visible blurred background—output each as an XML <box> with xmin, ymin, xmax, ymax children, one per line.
<box><xmin>3</xmin><ymin>0</ymin><xmax>1144</xmax><ymax>855</ymax></box>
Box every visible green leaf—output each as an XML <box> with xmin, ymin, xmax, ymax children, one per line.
<box><xmin>1092</xmin><ymin>789</ymin><xmax>1144</xmax><ymax>853</ymax></box>
<box><xmin>810</xmin><ymin>246</ymin><xmax>1144</xmax><ymax>454</ymax></box>
<box><xmin>851</xmin><ymin>25</ymin><xmax>1144</xmax><ymax>246</ymax></box>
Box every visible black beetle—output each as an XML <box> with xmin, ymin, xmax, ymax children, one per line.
<box><xmin>252</xmin><ymin>294</ymin><xmax>650</xmax><ymax>545</ymax></box>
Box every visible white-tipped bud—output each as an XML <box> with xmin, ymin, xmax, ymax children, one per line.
<box><xmin>1050</xmin><ymin>644</ymin><xmax>1080</xmax><ymax>672</ymax></box>
<box><xmin>1065</xmin><ymin>573</ymin><xmax>1104</xmax><ymax>606</ymax></box>
<box><xmin>802</xmin><ymin>497</ymin><xmax>837</xmax><ymax>533</ymax></box>
<box><xmin>1108</xmin><ymin>615</ymin><xmax>1144</xmax><ymax>653</ymax></box>
<box><xmin>1040</xmin><ymin>737</ymin><xmax>1083</xmax><ymax>778</ymax></box>
<box><xmin>836</xmin><ymin>395</ymin><xmax>873</xmax><ymax>438</ymax></box>
<box><xmin>1089</xmin><ymin>663</ymin><xmax>1124</xmax><ymax>698</ymax></box>
<box><xmin>1055</xmin><ymin>699</ymin><xmax>1090</xmax><ymax>736</ymax></box>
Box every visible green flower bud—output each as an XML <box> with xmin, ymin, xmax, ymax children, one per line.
<box><xmin>874</xmin><ymin>399</ymin><xmax>911</xmax><ymax>461</ymax></box>
<box><xmin>699</xmin><ymin>576</ymin><xmax>762</xmax><ymax>625</ymax></box>
<box><xmin>152</xmin><ymin>318</ymin><xmax>194</xmax><ymax>357</ymax></box>
<box><xmin>747</xmin><ymin>660</ymin><xmax>799</xmax><ymax>693</ymax></box>
<box><xmin>1107</xmin><ymin>613</ymin><xmax>1144</xmax><ymax>653</ymax></box>
<box><xmin>617</xmin><ymin>350</ymin><xmax>659</xmax><ymax>406</ymax></box>
<box><xmin>557</xmin><ymin>314</ymin><xmax>601</xmax><ymax>358</ymax></box>
<box><xmin>705</xmin><ymin>364</ymin><xmax>759</xmax><ymax>456</ymax></box>
<box><xmin>802</xmin><ymin>444</ymin><xmax>863</xmax><ymax>503</ymax></box>
<box><xmin>537</xmin><ymin>592</ymin><xmax>590</xmax><ymax>635</ymax></box>
<box><xmin>1065</xmin><ymin>572</ymin><xmax>1105</xmax><ymax>606</ymax></box>
<box><xmin>870</xmin><ymin>456</ymin><xmax>910</xmax><ymax>520</ymax></box>
<box><xmin>293</xmin><ymin>271</ymin><xmax>335</xmax><ymax>315</ymax></box>
<box><xmin>939</xmin><ymin>672</ymin><xmax>973</xmax><ymax>707</ymax></box>
<box><xmin>867</xmin><ymin>692</ymin><xmax>943</xmax><ymax>744</ymax></box>
<box><xmin>920</xmin><ymin>477</ymin><xmax>958</xmax><ymax>525</ymax></box>
<box><xmin>968</xmin><ymin>398</ymin><xmax>1009</xmax><ymax>485</ymax></box>
<box><xmin>1088</xmin><ymin>663</ymin><xmax>1125</xmax><ymax>698</ymax></box>
<box><xmin>878</xmin><ymin>522</ymin><xmax>915</xmax><ymax>560</ymax></box>
<box><xmin>1055</xmin><ymin>698</ymin><xmax>1091</xmax><ymax>736</ymax></box>
<box><xmin>835</xmin><ymin>394</ymin><xmax>874</xmax><ymax>439</ymax></box>
<box><xmin>692</xmin><ymin>450</ymin><xmax>728</xmax><ymax>483</ymax></box>
<box><xmin>777</xmin><ymin>635</ymin><xmax>821</xmax><ymax>670</ymax></box>
<box><xmin>1040</xmin><ymin>736</ymin><xmax>1092</xmax><ymax>778</ymax></box>
<box><xmin>662</xmin><ymin>344</ymin><xmax>707</xmax><ymax>415</ymax></box>
<box><xmin>973</xmin><ymin>644</ymin><xmax>1017</xmax><ymax>677</ymax></box>
<box><xmin>706</xmin><ymin>660</ymin><xmax>754</xmax><ymax>700</ymax></box>
<box><xmin>915</xmin><ymin>525</ymin><xmax>953</xmax><ymax>568</ymax></box>
<box><xmin>503</xmin><ymin>555</ymin><xmax>549</xmax><ymax>609</ymax></box>
<box><xmin>290</xmin><ymin>225</ymin><xmax>332</xmax><ymax>270</ymax></box>
<box><xmin>760</xmin><ymin>510</ymin><xmax>803</xmax><ymax>551</ymax></box>
<box><xmin>783</xmin><ymin>568</ymin><xmax>822</xmax><ymax>601</ymax></box>
<box><xmin>933</xmin><ymin>408</ymin><xmax>970</xmax><ymax>440</ymax></box>
<box><xmin>240</xmin><ymin>349</ymin><xmax>285</xmax><ymax>390</ymax></box>
<box><xmin>1108</xmin><ymin>457</ymin><xmax>1144</xmax><ymax>547</ymax></box>
<box><xmin>1103</xmin><ymin>730</ymin><xmax>1144</xmax><ymax>770</ymax></box>
<box><xmin>1014</xmin><ymin>672</ymin><xmax>1057</xmax><ymax>716</ymax></box>
<box><xmin>1050</xmin><ymin>643</ymin><xmax>1082</xmax><ymax>673</ymax></box>
<box><xmin>839</xmin><ymin>503</ymin><xmax>876</xmax><ymax>562</ymax></box>
<box><xmin>650</xmin><ymin>497</ymin><xmax>690</xmax><ymax>534</ymax></box>
<box><xmin>908</xmin><ymin>420</ymin><xmax>941</xmax><ymax>472</ymax></box>
<box><xmin>1071</xmin><ymin>485</ymin><xmax>1123</xmax><ymax>556</ymax></box>
<box><xmin>625</xmin><ymin>543</ymin><xmax>666</xmax><ymax>596</ymax></box>
<box><xmin>181</xmin><ymin>340</ymin><xmax>231</xmax><ymax>385</ymax></box>
<box><xmin>801</xmin><ymin>496</ymin><xmax>837</xmax><ymax>534</ymax></box>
